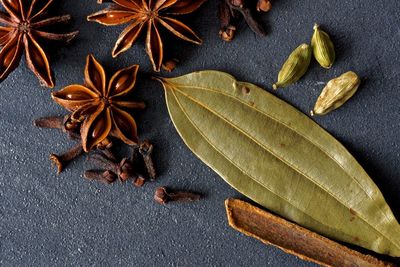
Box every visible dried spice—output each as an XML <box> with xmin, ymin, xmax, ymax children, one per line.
<box><xmin>84</xmin><ymin>147</ymin><xmax>152</xmax><ymax>185</ymax></box>
<box><xmin>35</xmin><ymin>115</ymin><xmax>157</xmax><ymax>183</ymax></box>
<box><xmin>85</xmin><ymin>170</ymin><xmax>118</xmax><ymax>184</ymax></box>
<box><xmin>51</xmin><ymin>54</ymin><xmax>145</xmax><ymax>152</ymax></box>
<box><xmin>139</xmin><ymin>139</ymin><xmax>156</xmax><ymax>180</ymax></box>
<box><xmin>162</xmin><ymin>58</ymin><xmax>179</xmax><ymax>72</ymax></box>
<box><xmin>88</xmin><ymin>151</ymin><xmax>135</xmax><ymax>182</ymax></box>
<box><xmin>312</xmin><ymin>71</ymin><xmax>360</xmax><ymax>116</ymax></box>
<box><xmin>218</xmin><ymin>0</ymin><xmax>269</xmax><ymax>42</ymax></box>
<box><xmin>154</xmin><ymin>187</ymin><xmax>201</xmax><ymax>204</ymax></box>
<box><xmin>87</xmin><ymin>0</ymin><xmax>205</xmax><ymax>72</ymax></box>
<box><xmin>157</xmin><ymin>70</ymin><xmax>400</xmax><ymax>256</ymax></box>
<box><xmin>133</xmin><ymin>176</ymin><xmax>146</xmax><ymax>187</ymax></box>
<box><xmin>34</xmin><ymin>56</ymin><xmax>158</xmax><ymax>182</ymax></box>
<box><xmin>50</xmin><ymin>143</ymin><xmax>84</xmax><ymax>174</ymax></box>
<box><xmin>225</xmin><ymin>199</ymin><xmax>395</xmax><ymax>267</ymax></box>
<box><xmin>0</xmin><ymin>0</ymin><xmax>78</xmax><ymax>87</ymax></box>
<box><xmin>256</xmin><ymin>0</ymin><xmax>272</xmax><ymax>12</ymax></box>
<box><xmin>273</xmin><ymin>44</ymin><xmax>312</xmax><ymax>89</ymax></box>
<box><xmin>311</xmin><ymin>24</ymin><xmax>335</xmax><ymax>69</ymax></box>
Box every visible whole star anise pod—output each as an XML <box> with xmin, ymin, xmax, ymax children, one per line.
<box><xmin>51</xmin><ymin>54</ymin><xmax>146</xmax><ymax>152</ymax></box>
<box><xmin>0</xmin><ymin>0</ymin><xmax>79</xmax><ymax>87</ymax></box>
<box><xmin>87</xmin><ymin>0</ymin><xmax>206</xmax><ymax>72</ymax></box>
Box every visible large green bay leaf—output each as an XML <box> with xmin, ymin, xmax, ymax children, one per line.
<box><xmin>158</xmin><ymin>70</ymin><xmax>400</xmax><ymax>257</ymax></box>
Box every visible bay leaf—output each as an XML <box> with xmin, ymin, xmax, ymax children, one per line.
<box><xmin>157</xmin><ymin>70</ymin><xmax>400</xmax><ymax>257</ymax></box>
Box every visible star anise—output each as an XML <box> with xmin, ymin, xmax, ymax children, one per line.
<box><xmin>87</xmin><ymin>0</ymin><xmax>206</xmax><ymax>72</ymax></box>
<box><xmin>0</xmin><ymin>0</ymin><xmax>79</xmax><ymax>87</ymax></box>
<box><xmin>51</xmin><ymin>54</ymin><xmax>146</xmax><ymax>152</ymax></box>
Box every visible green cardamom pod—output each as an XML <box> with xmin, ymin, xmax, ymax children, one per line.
<box><xmin>273</xmin><ymin>44</ymin><xmax>312</xmax><ymax>89</ymax></box>
<box><xmin>312</xmin><ymin>71</ymin><xmax>360</xmax><ymax>116</ymax></box>
<box><xmin>311</xmin><ymin>24</ymin><xmax>335</xmax><ymax>69</ymax></box>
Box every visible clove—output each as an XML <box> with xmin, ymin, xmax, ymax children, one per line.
<box><xmin>154</xmin><ymin>187</ymin><xmax>201</xmax><ymax>205</ymax></box>
<box><xmin>218</xmin><ymin>0</ymin><xmax>267</xmax><ymax>41</ymax></box>
<box><xmin>218</xmin><ymin>1</ymin><xmax>239</xmax><ymax>42</ymax></box>
<box><xmin>50</xmin><ymin>143</ymin><xmax>84</xmax><ymax>174</ymax></box>
<box><xmin>139</xmin><ymin>140</ymin><xmax>156</xmax><ymax>180</ymax></box>
<box><xmin>228</xmin><ymin>0</ymin><xmax>266</xmax><ymax>36</ymax></box>
<box><xmin>34</xmin><ymin>116</ymin><xmax>64</xmax><ymax>129</ymax></box>
<box><xmin>89</xmin><ymin>150</ymin><xmax>134</xmax><ymax>182</ymax></box>
<box><xmin>34</xmin><ymin>115</ymin><xmax>81</xmax><ymax>140</ymax></box>
<box><xmin>84</xmin><ymin>170</ymin><xmax>117</xmax><ymax>184</ymax></box>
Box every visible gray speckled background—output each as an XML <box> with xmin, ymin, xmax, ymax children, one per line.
<box><xmin>1</xmin><ymin>0</ymin><xmax>400</xmax><ymax>266</ymax></box>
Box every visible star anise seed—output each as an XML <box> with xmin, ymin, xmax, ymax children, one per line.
<box><xmin>87</xmin><ymin>0</ymin><xmax>206</xmax><ymax>72</ymax></box>
<box><xmin>51</xmin><ymin>54</ymin><xmax>145</xmax><ymax>152</ymax></box>
<box><xmin>0</xmin><ymin>0</ymin><xmax>79</xmax><ymax>87</ymax></box>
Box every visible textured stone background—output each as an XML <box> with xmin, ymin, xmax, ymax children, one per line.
<box><xmin>1</xmin><ymin>0</ymin><xmax>399</xmax><ymax>266</ymax></box>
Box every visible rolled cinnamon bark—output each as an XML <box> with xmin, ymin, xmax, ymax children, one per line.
<box><xmin>225</xmin><ymin>198</ymin><xmax>395</xmax><ymax>267</ymax></box>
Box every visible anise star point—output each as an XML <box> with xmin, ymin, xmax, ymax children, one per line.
<box><xmin>0</xmin><ymin>0</ymin><xmax>79</xmax><ymax>87</ymax></box>
<box><xmin>88</xmin><ymin>0</ymin><xmax>206</xmax><ymax>72</ymax></box>
<box><xmin>52</xmin><ymin>54</ymin><xmax>145</xmax><ymax>152</ymax></box>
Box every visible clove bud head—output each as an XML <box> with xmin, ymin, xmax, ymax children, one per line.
<box><xmin>230</xmin><ymin>0</ymin><xmax>244</xmax><ymax>8</ymax></box>
<box><xmin>162</xmin><ymin>59</ymin><xmax>178</xmax><ymax>72</ymax></box>
<box><xmin>219</xmin><ymin>26</ymin><xmax>236</xmax><ymax>42</ymax></box>
<box><xmin>118</xmin><ymin>158</ymin><xmax>134</xmax><ymax>181</ymax></box>
<box><xmin>154</xmin><ymin>187</ymin><xmax>169</xmax><ymax>204</ymax></box>
<box><xmin>133</xmin><ymin>176</ymin><xmax>146</xmax><ymax>187</ymax></box>
<box><xmin>257</xmin><ymin>0</ymin><xmax>272</xmax><ymax>12</ymax></box>
<box><xmin>49</xmin><ymin>154</ymin><xmax>64</xmax><ymax>174</ymax></box>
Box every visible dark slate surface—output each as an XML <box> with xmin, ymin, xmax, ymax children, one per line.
<box><xmin>1</xmin><ymin>0</ymin><xmax>399</xmax><ymax>266</ymax></box>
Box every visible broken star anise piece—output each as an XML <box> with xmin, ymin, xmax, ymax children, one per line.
<box><xmin>51</xmin><ymin>54</ymin><xmax>146</xmax><ymax>152</ymax></box>
<box><xmin>0</xmin><ymin>0</ymin><xmax>79</xmax><ymax>87</ymax></box>
<box><xmin>87</xmin><ymin>0</ymin><xmax>206</xmax><ymax>72</ymax></box>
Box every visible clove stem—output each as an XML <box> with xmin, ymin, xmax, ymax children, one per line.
<box><xmin>226</xmin><ymin>0</ymin><xmax>266</xmax><ymax>36</ymax></box>
<box><xmin>34</xmin><ymin>116</ymin><xmax>64</xmax><ymax>129</ymax></box>
<box><xmin>84</xmin><ymin>170</ymin><xmax>117</xmax><ymax>184</ymax></box>
<box><xmin>154</xmin><ymin>187</ymin><xmax>201</xmax><ymax>205</ymax></box>
<box><xmin>139</xmin><ymin>140</ymin><xmax>156</xmax><ymax>180</ymax></box>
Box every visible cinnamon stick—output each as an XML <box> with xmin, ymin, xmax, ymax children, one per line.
<box><xmin>225</xmin><ymin>198</ymin><xmax>395</xmax><ymax>267</ymax></box>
